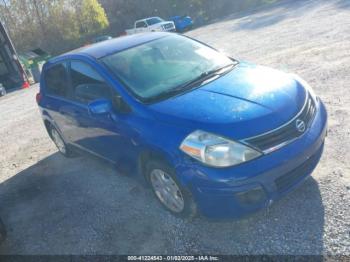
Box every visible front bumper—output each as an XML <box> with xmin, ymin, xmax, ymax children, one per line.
<box><xmin>176</xmin><ymin>99</ymin><xmax>327</xmax><ymax>218</ymax></box>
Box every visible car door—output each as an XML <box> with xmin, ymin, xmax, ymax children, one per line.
<box><xmin>66</xmin><ymin>60</ymin><xmax>137</xmax><ymax>169</ymax></box>
<box><xmin>43</xmin><ymin>61</ymin><xmax>77</xmax><ymax>141</ymax></box>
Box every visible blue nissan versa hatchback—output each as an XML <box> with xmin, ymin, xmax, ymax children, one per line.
<box><xmin>37</xmin><ymin>33</ymin><xmax>327</xmax><ymax>219</ymax></box>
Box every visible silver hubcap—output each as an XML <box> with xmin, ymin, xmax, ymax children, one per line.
<box><xmin>51</xmin><ymin>128</ymin><xmax>66</xmax><ymax>154</ymax></box>
<box><xmin>150</xmin><ymin>169</ymin><xmax>185</xmax><ymax>213</ymax></box>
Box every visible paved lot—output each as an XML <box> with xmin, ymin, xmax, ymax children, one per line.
<box><xmin>0</xmin><ymin>0</ymin><xmax>349</xmax><ymax>255</ymax></box>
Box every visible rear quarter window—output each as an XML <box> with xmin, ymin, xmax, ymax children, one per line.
<box><xmin>44</xmin><ymin>63</ymin><xmax>69</xmax><ymax>97</ymax></box>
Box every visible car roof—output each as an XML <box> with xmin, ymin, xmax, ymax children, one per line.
<box><xmin>53</xmin><ymin>32</ymin><xmax>171</xmax><ymax>61</ymax></box>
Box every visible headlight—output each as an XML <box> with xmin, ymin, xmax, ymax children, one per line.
<box><xmin>292</xmin><ymin>74</ymin><xmax>317</xmax><ymax>101</ymax></box>
<box><xmin>180</xmin><ymin>130</ymin><xmax>261</xmax><ymax>167</ymax></box>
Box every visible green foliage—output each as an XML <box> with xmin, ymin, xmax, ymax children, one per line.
<box><xmin>0</xmin><ymin>0</ymin><xmax>109</xmax><ymax>55</ymax></box>
<box><xmin>79</xmin><ymin>0</ymin><xmax>109</xmax><ymax>35</ymax></box>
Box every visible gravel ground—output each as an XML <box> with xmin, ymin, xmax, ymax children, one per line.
<box><xmin>0</xmin><ymin>0</ymin><xmax>349</xmax><ymax>255</ymax></box>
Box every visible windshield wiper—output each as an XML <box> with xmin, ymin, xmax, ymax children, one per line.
<box><xmin>200</xmin><ymin>63</ymin><xmax>235</xmax><ymax>79</ymax></box>
<box><xmin>170</xmin><ymin>63</ymin><xmax>236</xmax><ymax>93</ymax></box>
<box><xmin>147</xmin><ymin>63</ymin><xmax>237</xmax><ymax>103</ymax></box>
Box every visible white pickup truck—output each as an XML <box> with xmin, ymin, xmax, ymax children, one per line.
<box><xmin>125</xmin><ymin>17</ymin><xmax>176</xmax><ymax>35</ymax></box>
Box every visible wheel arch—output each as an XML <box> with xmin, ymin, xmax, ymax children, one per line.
<box><xmin>138</xmin><ymin>148</ymin><xmax>176</xmax><ymax>182</ymax></box>
<box><xmin>43</xmin><ymin>119</ymin><xmax>53</xmax><ymax>138</ymax></box>
<box><xmin>138</xmin><ymin>147</ymin><xmax>198</xmax><ymax>218</ymax></box>
<box><xmin>41</xmin><ymin>114</ymin><xmax>64</xmax><ymax>141</ymax></box>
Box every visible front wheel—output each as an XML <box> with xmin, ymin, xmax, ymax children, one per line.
<box><xmin>146</xmin><ymin>160</ymin><xmax>197</xmax><ymax>218</ymax></box>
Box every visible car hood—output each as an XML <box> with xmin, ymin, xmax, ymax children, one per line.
<box><xmin>147</xmin><ymin>62</ymin><xmax>307</xmax><ymax>139</ymax></box>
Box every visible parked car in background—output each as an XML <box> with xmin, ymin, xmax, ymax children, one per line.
<box><xmin>125</xmin><ymin>17</ymin><xmax>175</xmax><ymax>35</ymax></box>
<box><xmin>0</xmin><ymin>83</ymin><xmax>6</xmax><ymax>96</ymax></box>
<box><xmin>170</xmin><ymin>15</ymin><xmax>193</xmax><ymax>32</ymax></box>
<box><xmin>37</xmin><ymin>32</ymin><xmax>327</xmax><ymax>219</ymax></box>
<box><xmin>92</xmin><ymin>35</ymin><xmax>113</xmax><ymax>43</ymax></box>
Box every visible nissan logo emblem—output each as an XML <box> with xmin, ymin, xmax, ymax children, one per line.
<box><xmin>296</xmin><ymin>119</ymin><xmax>306</xmax><ymax>133</ymax></box>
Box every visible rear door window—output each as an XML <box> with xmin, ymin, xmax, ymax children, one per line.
<box><xmin>44</xmin><ymin>63</ymin><xmax>69</xmax><ymax>97</ymax></box>
<box><xmin>70</xmin><ymin>61</ymin><xmax>111</xmax><ymax>104</ymax></box>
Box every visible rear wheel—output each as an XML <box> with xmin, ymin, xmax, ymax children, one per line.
<box><xmin>49</xmin><ymin>126</ymin><xmax>75</xmax><ymax>157</ymax></box>
<box><xmin>146</xmin><ymin>160</ymin><xmax>197</xmax><ymax>218</ymax></box>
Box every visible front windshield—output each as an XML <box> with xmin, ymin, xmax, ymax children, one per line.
<box><xmin>146</xmin><ymin>17</ymin><xmax>163</xmax><ymax>25</ymax></box>
<box><xmin>101</xmin><ymin>35</ymin><xmax>234</xmax><ymax>102</ymax></box>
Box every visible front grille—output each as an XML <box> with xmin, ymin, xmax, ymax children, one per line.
<box><xmin>275</xmin><ymin>149</ymin><xmax>320</xmax><ymax>193</ymax></box>
<box><xmin>245</xmin><ymin>93</ymin><xmax>316</xmax><ymax>153</ymax></box>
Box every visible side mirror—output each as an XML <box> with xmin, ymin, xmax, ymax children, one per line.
<box><xmin>88</xmin><ymin>99</ymin><xmax>112</xmax><ymax>116</ymax></box>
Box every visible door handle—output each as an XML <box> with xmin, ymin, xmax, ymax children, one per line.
<box><xmin>59</xmin><ymin>110</ymin><xmax>79</xmax><ymax>117</ymax></box>
<box><xmin>110</xmin><ymin>113</ymin><xmax>119</xmax><ymax>122</ymax></box>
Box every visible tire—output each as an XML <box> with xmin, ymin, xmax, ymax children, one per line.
<box><xmin>146</xmin><ymin>160</ymin><xmax>197</xmax><ymax>219</ymax></box>
<box><xmin>49</xmin><ymin>125</ymin><xmax>76</xmax><ymax>158</ymax></box>
<box><xmin>0</xmin><ymin>218</ymin><xmax>6</xmax><ymax>243</ymax></box>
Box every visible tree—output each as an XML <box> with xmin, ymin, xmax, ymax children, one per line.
<box><xmin>78</xmin><ymin>0</ymin><xmax>109</xmax><ymax>35</ymax></box>
<box><xmin>0</xmin><ymin>0</ymin><xmax>110</xmax><ymax>54</ymax></box>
